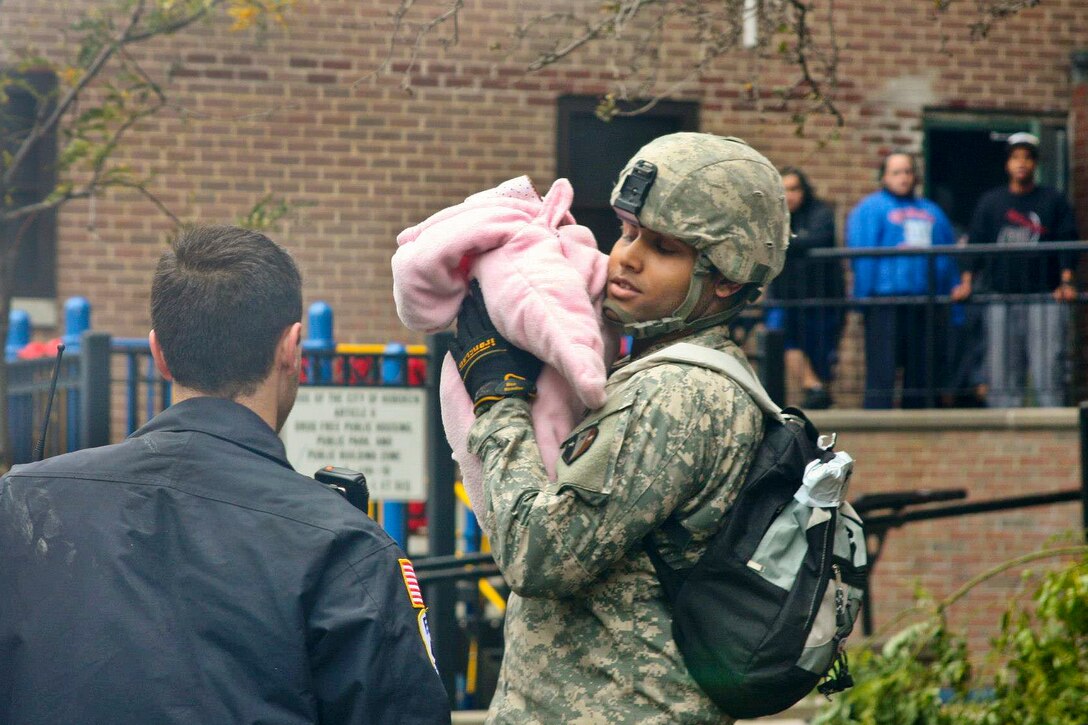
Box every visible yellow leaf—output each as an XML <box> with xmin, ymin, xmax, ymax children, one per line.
<box><xmin>228</xmin><ymin>5</ymin><xmax>258</xmax><ymax>31</ymax></box>
<box><xmin>60</xmin><ymin>66</ymin><xmax>84</xmax><ymax>87</ymax></box>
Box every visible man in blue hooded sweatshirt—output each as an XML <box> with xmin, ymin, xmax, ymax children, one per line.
<box><xmin>847</xmin><ymin>151</ymin><xmax>958</xmax><ymax>409</ymax></box>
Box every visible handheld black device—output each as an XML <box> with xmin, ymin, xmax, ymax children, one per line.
<box><xmin>315</xmin><ymin>465</ymin><xmax>370</xmax><ymax>515</ymax></box>
<box><xmin>612</xmin><ymin>159</ymin><xmax>657</xmax><ymax>226</ymax></box>
<box><xmin>33</xmin><ymin>343</ymin><xmax>66</xmax><ymax>462</ymax></box>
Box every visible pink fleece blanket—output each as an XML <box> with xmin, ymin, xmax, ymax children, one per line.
<box><xmin>393</xmin><ymin>177</ymin><xmax>614</xmax><ymax>529</ymax></box>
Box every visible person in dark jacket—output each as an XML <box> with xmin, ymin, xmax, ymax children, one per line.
<box><xmin>950</xmin><ymin>132</ymin><xmax>1079</xmax><ymax>407</ymax></box>
<box><xmin>765</xmin><ymin>167</ymin><xmax>844</xmax><ymax>409</ymax></box>
<box><xmin>0</xmin><ymin>226</ymin><xmax>451</xmax><ymax>725</ymax></box>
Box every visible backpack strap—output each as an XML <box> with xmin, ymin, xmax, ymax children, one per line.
<box><xmin>641</xmin><ymin>342</ymin><xmax>785</xmax><ymax>422</ymax></box>
<box><xmin>641</xmin><ymin>341</ymin><xmax>783</xmax><ymax>595</ymax></box>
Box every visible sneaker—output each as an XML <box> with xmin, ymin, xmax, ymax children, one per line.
<box><xmin>802</xmin><ymin>387</ymin><xmax>832</xmax><ymax>410</ymax></box>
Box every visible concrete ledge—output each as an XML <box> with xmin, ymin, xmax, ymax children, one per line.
<box><xmin>809</xmin><ymin>406</ymin><xmax>1079</xmax><ymax>431</ymax></box>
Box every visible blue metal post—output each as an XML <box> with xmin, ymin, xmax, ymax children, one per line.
<box><xmin>63</xmin><ymin>298</ymin><xmax>92</xmax><ymax>450</ymax></box>
<box><xmin>6</xmin><ymin>309</ymin><xmax>30</xmax><ymax>361</ymax></box>
<box><xmin>463</xmin><ymin>504</ymin><xmax>481</xmax><ymax>554</ymax></box>
<box><xmin>62</xmin><ymin>297</ymin><xmax>91</xmax><ymax>352</ymax></box>
<box><xmin>146</xmin><ymin>356</ymin><xmax>158</xmax><ymax>422</ymax></box>
<box><xmin>127</xmin><ymin>352</ymin><xmax>139</xmax><ymax>435</ymax></box>
<box><xmin>7</xmin><ymin>310</ymin><xmax>31</xmax><ymax>463</ymax></box>
<box><xmin>302</xmin><ymin>301</ymin><xmax>335</xmax><ymax>384</ymax></box>
<box><xmin>66</xmin><ymin>353</ymin><xmax>81</xmax><ymax>453</ymax></box>
<box><xmin>381</xmin><ymin>342</ymin><xmax>409</xmax><ymax>549</ymax></box>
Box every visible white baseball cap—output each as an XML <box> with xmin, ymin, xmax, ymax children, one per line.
<box><xmin>1006</xmin><ymin>132</ymin><xmax>1039</xmax><ymax>149</ymax></box>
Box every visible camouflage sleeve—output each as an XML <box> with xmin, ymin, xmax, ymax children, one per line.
<box><xmin>467</xmin><ymin>364</ymin><xmax>761</xmax><ymax>597</ymax></box>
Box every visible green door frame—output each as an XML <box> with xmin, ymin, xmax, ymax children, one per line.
<box><xmin>922</xmin><ymin>109</ymin><xmax>1070</xmax><ymax>194</ymax></box>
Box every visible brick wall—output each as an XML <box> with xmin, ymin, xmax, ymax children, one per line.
<box><xmin>812</xmin><ymin>408</ymin><xmax>1084</xmax><ymax>664</ymax></box>
<box><xmin>3</xmin><ymin>0</ymin><xmax>1086</xmax><ymax>663</ymax></box>
<box><xmin>3</xmin><ymin>0</ymin><xmax>1084</xmax><ymax>345</ymax></box>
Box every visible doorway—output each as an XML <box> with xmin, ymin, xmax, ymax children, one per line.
<box><xmin>924</xmin><ymin>111</ymin><xmax>1070</xmax><ymax>235</ymax></box>
<box><xmin>557</xmin><ymin>96</ymin><xmax>698</xmax><ymax>253</ymax></box>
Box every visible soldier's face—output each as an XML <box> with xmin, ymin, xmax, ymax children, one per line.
<box><xmin>606</xmin><ymin>221</ymin><xmax>698</xmax><ymax>323</ymax></box>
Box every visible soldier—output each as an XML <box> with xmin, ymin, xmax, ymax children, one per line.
<box><xmin>449</xmin><ymin>133</ymin><xmax>788</xmax><ymax>723</ymax></box>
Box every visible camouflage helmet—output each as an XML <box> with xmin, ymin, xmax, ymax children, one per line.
<box><xmin>609</xmin><ymin>132</ymin><xmax>789</xmax><ymax>285</ymax></box>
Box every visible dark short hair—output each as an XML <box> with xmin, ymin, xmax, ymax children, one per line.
<box><xmin>151</xmin><ymin>225</ymin><xmax>302</xmax><ymax>398</ymax></box>
<box><xmin>878</xmin><ymin>150</ymin><xmax>917</xmax><ymax>181</ymax></box>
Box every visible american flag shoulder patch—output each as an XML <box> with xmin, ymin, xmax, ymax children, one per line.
<box><xmin>398</xmin><ymin>558</ymin><xmax>425</xmax><ymax>609</ymax></box>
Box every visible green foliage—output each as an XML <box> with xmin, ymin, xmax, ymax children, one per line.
<box><xmin>2</xmin><ymin>0</ymin><xmax>298</xmax><ymax>225</ymax></box>
<box><xmin>812</xmin><ymin>548</ymin><xmax>1088</xmax><ymax>725</ymax></box>
<box><xmin>813</xmin><ymin>617</ymin><xmax>980</xmax><ymax>725</ymax></box>
<box><xmin>237</xmin><ymin>194</ymin><xmax>294</xmax><ymax>232</ymax></box>
<box><xmin>980</xmin><ymin>556</ymin><xmax>1088</xmax><ymax>725</ymax></box>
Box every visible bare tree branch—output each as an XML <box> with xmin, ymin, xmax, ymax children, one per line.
<box><xmin>2</xmin><ymin>0</ymin><xmax>230</xmax><ymax>192</ymax></box>
<box><xmin>126</xmin><ymin>0</ymin><xmax>222</xmax><ymax>43</ymax></box>
<box><xmin>363</xmin><ymin>0</ymin><xmax>1039</xmax><ymax>133</ymax></box>
<box><xmin>784</xmin><ymin>0</ymin><xmax>844</xmax><ymax>126</ymax></box>
<box><xmin>2</xmin><ymin>0</ymin><xmax>146</xmax><ymax>190</ymax></box>
<box><xmin>113</xmin><ymin>180</ymin><xmax>183</xmax><ymax>226</ymax></box>
<box><xmin>356</xmin><ymin>0</ymin><xmax>465</xmax><ymax>91</ymax></box>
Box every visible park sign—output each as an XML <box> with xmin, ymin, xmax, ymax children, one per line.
<box><xmin>281</xmin><ymin>386</ymin><xmax>427</xmax><ymax>501</ymax></box>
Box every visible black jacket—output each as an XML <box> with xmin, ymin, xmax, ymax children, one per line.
<box><xmin>772</xmin><ymin>198</ymin><xmax>844</xmax><ymax>301</ymax></box>
<box><xmin>966</xmin><ymin>185</ymin><xmax>1079</xmax><ymax>294</ymax></box>
<box><xmin>0</xmin><ymin>397</ymin><xmax>451</xmax><ymax>725</ymax></box>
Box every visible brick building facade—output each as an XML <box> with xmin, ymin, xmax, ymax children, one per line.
<box><xmin>3</xmin><ymin>0</ymin><xmax>1086</xmax><ymax>671</ymax></box>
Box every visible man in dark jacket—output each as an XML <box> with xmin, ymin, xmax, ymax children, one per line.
<box><xmin>0</xmin><ymin>226</ymin><xmax>451</xmax><ymax>725</ymax></box>
<box><xmin>950</xmin><ymin>132</ymin><xmax>1079</xmax><ymax>407</ymax></box>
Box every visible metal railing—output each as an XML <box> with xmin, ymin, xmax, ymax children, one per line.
<box><xmin>768</xmin><ymin>241</ymin><xmax>1088</xmax><ymax>408</ymax></box>
<box><xmin>6</xmin><ymin>332</ymin><xmax>110</xmax><ymax>464</ymax></box>
<box><xmin>111</xmin><ymin>338</ymin><xmax>172</xmax><ymax>435</ymax></box>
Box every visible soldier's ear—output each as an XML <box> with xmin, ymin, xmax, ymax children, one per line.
<box><xmin>713</xmin><ymin>277</ymin><xmax>744</xmax><ymax>299</ymax></box>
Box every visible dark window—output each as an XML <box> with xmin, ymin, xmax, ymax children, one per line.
<box><xmin>1</xmin><ymin>69</ymin><xmax>58</xmax><ymax>298</ymax></box>
<box><xmin>924</xmin><ymin>111</ymin><xmax>1070</xmax><ymax>234</ymax></box>
<box><xmin>557</xmin><ymin>96</ymin><xmax>698</xmax><ymax>253</ymax></box>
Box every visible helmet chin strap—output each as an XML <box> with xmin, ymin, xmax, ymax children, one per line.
<box><xmin>604</xmin><ymin>257</ymin><xmax>757</xmax><ymax>341</ymax></box>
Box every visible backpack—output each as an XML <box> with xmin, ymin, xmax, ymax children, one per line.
<box><xmin>641</xmin><ymin>342</ymin><xmax>867</xmax><ymax>720</ymax></box>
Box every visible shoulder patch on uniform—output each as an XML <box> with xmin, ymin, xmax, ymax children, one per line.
<box><xmin>561</xmin><ymin>425</ymin><xmax>599</xmax><ymax>465</ymax></box>
<box><xmin>417</xmin><ymin>609</ymin><xmax>438</xmax><ymax>672</ymax></box>
<box><xmin>398</xmin><ymin>558</ymin><xmax>425</xmax><ymax>609</ymax></box>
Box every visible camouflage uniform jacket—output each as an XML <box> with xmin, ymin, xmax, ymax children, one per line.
<box><xmin>467</xmin><ymin>327</ymin><xmax>764</xmax><ymax>724</ymax></box>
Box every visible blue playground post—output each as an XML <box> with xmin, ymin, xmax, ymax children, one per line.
<box><xmin>463</xmin><ymin>498</ymin><xmax>481</xmax><ymax>554</ymax></box>
<box><xmin>380</xmin><ymin>342</ymin><xmax>409</xmax><ymax>548</ymax></box>
<box><xmin>6</xmin><ymin>309</ymin><xmax>30</xmax><ymax>361</ymax></box>
<box><xmin>62</xmin><ymin>297</ymin><xmax>91</xmax><ymax>352</ymax></box>
<box><xmin>63</xmin><ymin>297</ymin><xmax>92</xmax><ymax>451</ymax></box>
<box><xmin>302</xmin><ymin>301</ymin><xmax>335</xmax><ymax>383</ymax></box>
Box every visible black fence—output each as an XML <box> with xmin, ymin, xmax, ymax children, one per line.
<box><xmin>6</xmin><ymin>332</ymin><xmax>110</xmax><ymax>464</ymax></box>
<box><xmin>766</xmin><ymin>241</ymin><xmax>1088</xmax><ymax>409</ymax></box>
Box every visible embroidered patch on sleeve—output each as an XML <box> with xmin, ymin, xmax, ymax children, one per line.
<box><xmin>418</xmin><ymin>609</ymin><xmax>438</xmax><ymax>672</ymax></box>
<box><xmin>561</xmin><ymin>425</ymin><xmax>599</xmax><ymax>465</ymax></box>
<box><xmin>398</xmin><ymin>558</ymin><xmax>426</xmax><ymax>609</ymax></box>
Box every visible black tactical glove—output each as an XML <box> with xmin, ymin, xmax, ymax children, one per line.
<box><xmin>449</xmin><ymin>280</ymin><xmax>543</xmax><ymax>414</ymax></box>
